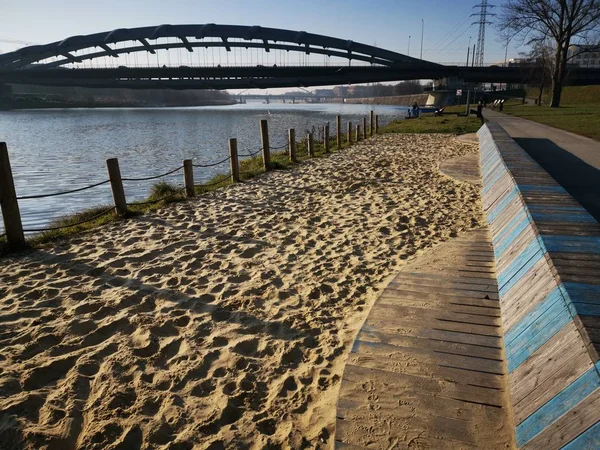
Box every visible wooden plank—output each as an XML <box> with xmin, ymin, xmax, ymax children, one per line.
<box><xmin>509</xmin><ymin>322</ymin><xmax>592</xmax><ymax>423</ymax></box>
<box><xmin>522</xmin><ymin>388</ymin><xmax>600</xmax><ymax>450</ymax></box>
<box><xmin>367</xmin><ymin>303</ymin><xmax>500</xmax><ymax>327</ymax></box>
<box><xmin>381</xmin><ymin>288</ymin><xmax>500</xmax><ymax>307</ymax></box>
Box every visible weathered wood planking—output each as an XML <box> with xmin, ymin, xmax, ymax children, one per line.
<box><xmin>479</xmin><ymin>123</ymin><xmax>600</xmax><ymax>449</ymax></box>
<box><xmin>334</xmin><ymin>228</ymin><xmax>516</xmax><ymax>450</ymax></box>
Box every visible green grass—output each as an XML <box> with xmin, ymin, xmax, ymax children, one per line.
<box><xmin>500</xmin><ymin>85</ymin><xmax>600</xmax><ymax>141</ymax></box>
<box><xmin>380</xmin><ymin>114</ymin><xmax>483</xmax><ymax>135</ymax></box>
<box><xmin>0</xmin><ymin>133</ymin><xmax>355</xmax><ymax>255</ymax></box>
<box><xmin>502</xmin><ymin>104</ymin><xmax>600</xmax><ymax>141</ymax></box>
<box><xmin>525</xmin><ymin>85</ymin><xmax>600</xmax><ymax>106</ymax></box>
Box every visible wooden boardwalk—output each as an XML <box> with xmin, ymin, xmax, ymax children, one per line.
<box><xmin>335</xmin><ymin>228</ymin><xmax>516</xmax><ymax>449</ymax></box>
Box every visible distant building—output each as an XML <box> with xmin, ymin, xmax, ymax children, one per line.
<box><xmin>332</xmin><ymin>86</ymin><xmax>348</xmax><ymax>97</ymax></box>
<box><xmin>568</xmin><ymin>44</ymin><xmax>600</xmax><ymax>68</ymax></box>
<box><xmin>314</xmin><ymin>89</ymin><xmax>334</xmax><ymax>97</ymax></box>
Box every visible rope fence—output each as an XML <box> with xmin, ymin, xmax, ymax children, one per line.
<box><xmin>0</xmin><ymin>112</ymin><xmax>384</xmax><ymax>246</ymax></box>
<box><xmin>122</xmin><ymin>165</ymin><xmax>183</xmax><ymax>182</ymax></box>
<box><xmin>192</xmin><ymin>156</ymin><xmax>231</xmax><ymax>168</ymax></box>
<box><xmin>16</xmin><ymin>179</ymin><xmax>111</xmax><ymax>200</ymax></box>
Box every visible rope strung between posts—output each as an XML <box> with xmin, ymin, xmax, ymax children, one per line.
<box><xmin>269</xmin><ymin>142</ymin><xmax>288</xmax><ymax>150</ymax></box>
<box><xmin>17</xmin><ymin>179</ymin><xmax>111</xmax><ymax>200</ymax></box>
<box><xmin>22</xmin><ymin>206</ymin><xmax>117</xmax><ymax>233</ymax></box>
<box><xmin>127</xmin><ymin>188</ymin><xmax>186</xmax><ymax>207</ymax></box>
<box><xmin>192</xmin><ymin>156</ymin><xmax>231</xmax><ymax>168</ymax></box>
<box><xmin>122</xmin><ymin>165</ymin><xmax>183</xmax><ymax>182</ymax></box>
<box><xmin>239</xmin><ymin>147</ymin><xmax>262</xmax><ymax>158</ymax></box>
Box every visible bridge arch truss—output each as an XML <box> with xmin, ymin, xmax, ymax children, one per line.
<box><xmin>0</xmin><ymin>24</ymin><xmax>440</xmax><ymax>71</ymax></box>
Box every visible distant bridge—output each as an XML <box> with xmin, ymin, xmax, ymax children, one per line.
<box><xmin>1</xmin><ymin>24</ymin><xmax>599</xmax><ymax>89</ymax></box>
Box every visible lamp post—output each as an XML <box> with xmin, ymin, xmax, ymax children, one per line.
<box><xmin>420</xmin><ymin>19</ymin><xmax>424</xmax><ymax>60</ymax></box>
<box><xmin>408</xmin><ymin>35</ymin><xmax>411</xmax><ymax>56</ymax></box>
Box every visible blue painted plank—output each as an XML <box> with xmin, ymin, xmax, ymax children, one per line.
<box><xmin>529</xmin><ymin>205</ymin><xmax>587</xmax><ymax>212</ymax></box>
<box><xmin>530</xmin><ymin>212</ymin><xmax>598</xmax><ymax>223</ymax></box>
<box><xmin>563</xmin><ymin>283</ymin><xmax>600</xmax><ymax>304</ymax></box>
<box><xmin>519</xmin><ymin>185</ymin><xmax>567</xmax><ymax>194</ymax></box>
<box><xmin>494</xmin><ymin>214</ymin><xmax>532</xmax><ymax>258</ymax></box>
<box><xmin>487</xmin><ymin>191</ymin><xmax>520</xmax><ymax>225</ymax></box>
<box><xmin>516</xmin><ymin>363</ymin><xmax>600</xmax><ymax>446</ymax></box>
<box><xmin>543</xmin><ymin>236</ymin><xmax>600</xmax><ymax>254</ymax></box>
<box><xmin>498</xmin><ymin>241</ymin><xmax>544</xmax><ymax>296</ymax></box>
<box><xmin>569</xmin><ymin>302</ymin><xmax>600</xmax><ymax>317</ymax></box>
<box><xmin>506</xmin><ymin>299</ymin><xmax>570</xmax><ymax>364</ymax></box>
<box><xmin>507</xmin><ymin>304</ymin><xmax>572</xmax><ymax>372</ymax></box>
<box><xmin>504</xmin><ymin>286</ymin><xmax>563</xmax><ymax>346</ymax></box>
<box><xmin>492</xmin><ymin>209</ymin><xmax>527</xmax><ymax>244</ymax></box>
<box><xmin>561</xmin><ymin>420</ymin><xmax>600</xmax><ymax>450</ymax></box>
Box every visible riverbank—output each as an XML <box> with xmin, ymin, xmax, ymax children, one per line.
<box><xmin>0</xmin><ymin>131</ymin><xmax>483</xmax><ymax>449</ymax></box>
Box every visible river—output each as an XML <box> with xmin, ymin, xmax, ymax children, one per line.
<box><xmin>0</xmin><ymin>103</ymin><xmax>406</xmax><ymax>234</ymax></box>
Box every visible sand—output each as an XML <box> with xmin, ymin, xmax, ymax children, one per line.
<box><xmin>0</xmin><ymin>133</ymin><xmax>483</xmax><ymax>450</ymax></box>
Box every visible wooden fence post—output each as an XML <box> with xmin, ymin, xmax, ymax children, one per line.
<box><xmin>260</xmin><ymin>119</ymin><xmax>271</xmax><ymax>171</ymax></box>
<box><xmin>106</xmin><ymin>158</ymin><xmax>127</xmax><ymax>216</ymax></box>
<box><xmin>308</xmin><ymin>132</ymin><xmax>315</xmax><ymax>157</ymax></box>
<box><xmin>363</xmin><ymin>117</ymin><xmax>367</xmax><ymax>140</ymax></box>
<box><xmin>375</xmin><ymin>115</ymin><xmax>380</xmax><ymax>134</ymax></box>
<box><xmin>183</xmin><ymin>159</ymin><xmax>195</xmax><ymax>197</ymax></box>
<box><xmin>347</xmin><ymin>121</ymin><xmax>353</xmax><ymax>144</ymax></box>
<box><xmin>0</xmin><ymin>143</ymin><xmax>25</xmax><ymax>246</ymax></box>
<box><xmin>356</xmin><ymin>124</ymin><xmax>361</xmax><ymax>142</ymax></box>
<box><xmin>336</xmin><ymin>115</ymin><xmax>342</xmax><ymax>149</ymax></box>
<box><xmin>229</xmin><ymin>138</ymin><xmax>240</xmax><ymax>183</ymax></box>
<box><xmin>324</xmin><ymin>124</ymin><xmax>330</xmax><ymax>152</ymax></box>
<box><xmin>288</xmin><ymin>129</ymin><xmax>297</xmax><ymax>163</ymax></box>
<box><xmin>370</xmin><ymin>110</ymin><xmax>374</xmax><ymax>137</ymax></box>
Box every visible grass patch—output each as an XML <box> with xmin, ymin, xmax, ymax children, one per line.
<box><xmin>502</xmin><ymin>103</ymin><xmax>600</xmax><ymax>141</ymax></box>
<box><xmin>525</xmin><ymin>85</ymin><xmax>600</xmax><ymax>106</ymax></box>
<box><xmin>380</xmin><ymin>114</ymin><xmax>483</xmax><ymax>135</ymax></box>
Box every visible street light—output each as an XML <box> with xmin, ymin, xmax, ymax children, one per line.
<box><xmin>420</xmin><ymin>19</ymin><xmax>424</xmax><ymax>60</ymax></box>
<box><xmin>408</xmin><ymin>35</ymin><xmax>411</xmax><ymax>56</ymax></box>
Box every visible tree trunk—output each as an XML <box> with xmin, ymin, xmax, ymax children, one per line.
<box><xmin>550</xmin><ymin>42</ymin><xmax>571</xmax><ymax>108</ymax></box>
<box><xmin>538</xmin><ymin>81</ymin><xmax>544</xmax><ymax>106</ymax></box>
<box><xmin>550</xmin><ymin>44</ymin><xmax>563</xmax><ymax>107</ymax></box>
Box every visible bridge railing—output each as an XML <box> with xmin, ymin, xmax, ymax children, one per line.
<box><xmin>0</xmin><ymin>112</ymin><xmax>388</xmax><ymax>247</ymax></box>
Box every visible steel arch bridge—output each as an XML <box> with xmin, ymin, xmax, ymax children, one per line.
<box><xmin>1</xmin><ymin>24</ymin><xmax>600</xmax><ymax>89</ymax></box>
<box><xmin>0</xmin><ymin>24</ymin><xmax>448</xmax><ymax>89</ymax></box>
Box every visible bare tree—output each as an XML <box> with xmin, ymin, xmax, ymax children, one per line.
<box><xmin>498</xmin><ymin>0</ymin><xmax>600</xmax><ymax>107</ymax></box>
<box><xmin>521</xmin><ymin>40</ymin><xmax>555</xmax><ymax>105</ymax></box>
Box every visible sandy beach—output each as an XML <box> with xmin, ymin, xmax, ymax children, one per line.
<box><xmin>0</xmin><ymin>133</ymin><xmax>483</xmax><ymax>449</ymax></box>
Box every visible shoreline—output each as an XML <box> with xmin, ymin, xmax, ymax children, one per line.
<box><xmin>0</xmin><ymin>132</ymin><xmax>483</xmax><ymax>448</ymax></box>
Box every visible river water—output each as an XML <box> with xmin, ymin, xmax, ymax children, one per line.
<box><xmin>0</xmin><ymin>103</ymin><xmax>406</xmax><ymax>234</ymax></box>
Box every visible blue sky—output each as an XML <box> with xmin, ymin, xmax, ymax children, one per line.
<box><xmin>1</xmin><ymin>0</ymin><xmax>526</xmax><ymax>63</ymax></box>
<box><xmin>1</xmin><ymin>0</ymin><xmax>527</xmax><ymax>93</ymax></box>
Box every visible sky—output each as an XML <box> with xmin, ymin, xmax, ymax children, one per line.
<box><xmin>0</xmin><ymin>0</ymin><xmax>528</xmax><ymax>92</ymax></box>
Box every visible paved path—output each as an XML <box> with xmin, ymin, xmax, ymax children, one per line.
<box><xmin>483</xmin><ymin>109</ymin><xmax>600</xmax><ymax>221</ymax></box>
<box><xmin>334</xmin><ymin>227</ymin><xmax>516</xmax><ymax>450</ymax></box>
